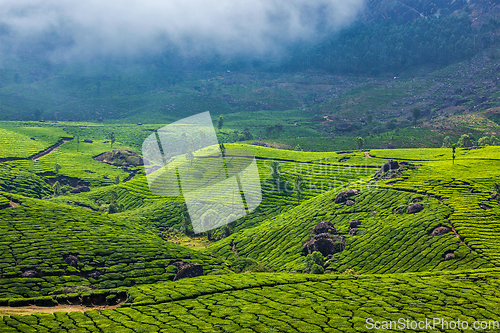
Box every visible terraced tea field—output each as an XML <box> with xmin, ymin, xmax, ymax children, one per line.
<box><xmin>0</xmin><ymin>122</ymin><xmax>499</xmax><ymax>332</ymax></box>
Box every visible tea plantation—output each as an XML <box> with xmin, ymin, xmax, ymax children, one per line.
<box><xmin>0</xmin><ymin>122</ymin><xmax>499</xmax><ymax>332</ymax></box>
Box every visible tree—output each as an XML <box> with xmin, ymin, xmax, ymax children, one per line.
<box><xmin>412</xmin><ymin>107</ymin><xmax>421</xmax><ymax>127</ymax></box>
<box><xmin>107</xmin><ymin>131</ymin><xmax>116</xmax><ymax>149</ymax></box>
<box><xmin>458</xmin><ymin>134</ymin><xmax>472</xmax><ymax>147</ymax></box>
<box><xmin>201</xmin><ymin>209</ymin><xmax>218</xmax><ymax>238</ymax></box>
<box><xmin>114</xmin><ymin>175</ymin><xmax>120</xmax><ymax>185</ymax></box>
<box><xmin>294</xmin><ymin>144</ymin><xmax>303</xmax><ymax>151</ymax></box>
<box><xmin>55</xmin><ymin>163</ymin><xmax>61</xmax><ymax>175</ymax></box>
<box><xmin>265</xmin><ymin>125</ymin><xmax>274</xmax><ymax>138</ymax></box>
<box><xmin>490</xmin><ymin>135</ymin><xmax>499</xmax><ymax>146</ymax></box>
<box><xmin>34</xmin><ymin>109</ymin><xmax>42</xmax><ymax>121</ymax></box>
<box><xmin>478</xmin><ymin>136</ymin><xmax>490</xmax><ymax>146</ymax></box>
<box><xmin>295</xmin><ymin>174</ymin><xmax>304</xmax><ymax>203</ymax></box>
<box><xmin>442</xmin><ymin>136</ymin><xmax>452</xmax><ymax>148</ymax></box>
<box><xmin>217</xmin><ymin>116</ymin><xmax>224</xmax><ymax>130</ymax></box>
<box><xmin>355</xmin><ymin>136</ymin><xmax>364</xmax><ymax>150</ymax></box>
<box><xmin>53</xmin><ymin>181</ymin><xmax>61</xmax><ymax>196</ymax></box>
<box><xmin>270</xmin><ymin>161</ymin><xmax>280</xmax><ymax>182</ymax></box>
<box><xmin>242</xmin><ymin>127</ymin><xmax>253</xmax><ymax>140</ymax></box>
<box><xmin>452</xmin><ymin>144</ymin><xmax>457</xmax><ymax>164</ymax></box>
<box><xmin>305</xmin><ymin>251</ymin><xmax>325</xmax><ymax>274</ymax></box>
<box><xmin>219</xmin><ymin>143</ymin><xmax>226</xmax><ymax>157</ymax></box>
<box><xmin>274</xmin><ymin>123</ymin><xmax>284</xmax><ymax>138</ymax></box>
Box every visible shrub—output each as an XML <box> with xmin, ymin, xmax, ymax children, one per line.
<box><xmin>310</xmin><ymin>264</ymin><xmax>324</xmax><ymax>274</ymax></box>
<box><xmin>442</xmin><ymin>136</ymin><xmax>452</xmax><ymax>148</ymax></box>
<box><xmin>305</xmin><ymin>251</ymin><xmax>325</xmax><ymax>273</ymax></box>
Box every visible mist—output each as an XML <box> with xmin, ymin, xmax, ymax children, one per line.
<box><xmin>0</xmin><ymin>0</ymin><xmax>366</xmax><ymax>63</ymax></box>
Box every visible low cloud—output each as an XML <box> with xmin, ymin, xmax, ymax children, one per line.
<box><xmin>0</xmin><ymin>0</ymin><xmax>366</xmax><ymax>62</ymax></box>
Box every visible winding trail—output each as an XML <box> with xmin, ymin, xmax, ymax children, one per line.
<box><xmin>0</xmin><ymin>300</ymin><xmax>124</xmax><ymax>316</ymax></box>
<box><xmin>31</xmin><ymin>138</ymin><xmax>73</xmax><ymax>161</ymax></box>
<box><xmin>0</xmin><ymin>137</ymin><xmax>73</xmax><ymax>163</ymax></box>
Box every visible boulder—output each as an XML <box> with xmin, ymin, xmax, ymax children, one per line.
<box><xmin>64</xmin><ymin>254</ymin><xmax>79</xmax><ymax>267</ymax></box>
<box><xmin>79</xmin><ymin>186</ymin><xmax>90</xmax><ymax>192</ymax></box>
<box><xmin>311</xmin><ymin>221</ymin><xmax>337</xmax><ymax>235</ymax></box>
<box><xmin>349</xmin><ymin>219</ymin><xmax>361</xmax><ymax>229</ymax></box>
<box><xmin>444</xmin><ymin>252</ymin><xmax>455</xmax><ymax>261</ymax></box>
<box><xmin>346</xmin><ymin>200</ymin><xmax>355</xmax><ymax>206</ymax></box>
<box><xmin>408</xmin><ymin>203</ymin><xmax>424</xmax><ymax>214</ymax></box>
<box><xmin>21</xmin><ymin>270</ymin><xmax>38</xmax><ymax>278</ymax></box>
<box><xmin>334</xmin><ymin>189</ymin><xmax>359</xmax><ymax>204</ymax></box>
<box><xmin>88</xmin><ymin>270</ymin><xmax>104</xmax><ymax>279</ymax></box>
<box><xmin>430</xmin><ymin>226</ymin><xmax>451</xmax><ymax>237</ymax></box>
<box><xmin>412</xmin><ymin>197</ymin><xmax>423</xmax><ymax>203</ymax></box>
<box><xmin>381</xmin><ymin>159</ymin><xmax>399</xmax><ymax>173</ymax></box>
<box><xmin>348</xmin><ymin>228</ymin><xmax>358</xmax><ymax>236</ymax></box>
<box><xmin>491</xmin><ymin>193</ymin><xmax>498</xmax><ymax>199</ymax></box>
<box><xmin>173</xmin><ymin>263</ymin><xmax>204</xmax><ymax>281</ymax></box>
<box><xmin>302</xmin><ymin>233</ymin><xmax>345</xmax><ymax>257</ymax></box>
<box><xmin>70</xmin><ymin>186</ymin><xmax>90</xmax><ymax>194</ymax></box>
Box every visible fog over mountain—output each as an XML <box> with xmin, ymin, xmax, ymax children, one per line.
<box><xmin>0</xmin><ymin>0</ymin><xmax>366</xmax><ymax>62</ymax></box>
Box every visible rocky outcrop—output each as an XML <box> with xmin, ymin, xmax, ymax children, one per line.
<box><xmin>21</xmin><ymin>270</ymin><xmax>38</xmax><ymax>278</ymax></box>
<box><xmin>64</xmin><ymin>254</ymin><xmax>80</xmax><ymax>267</ymax></box>
<box><xmin>334</xmin><ymin>189</ymin><xmax>359</xmax><ymax>204</ymax></box>
<box><xmin>173</xmin><ymin>263</ymin><xmax>204</xmax><ymax>281</ymax></box>
<box><xmin>311</xmin><ymin>221</ymin><xmax>337</xmax><ymax>235</ymax></box>
<box><xmin>95</xmin><ymin>149</ymin><xmax>143</xmax><ymax>167</ymax></box>
<box><xmin>444</xmin><ymin>252</ymin><xmax>455</xmax><ymax>260</ymax></box>
<box><xmin>381</xmin><ymin>159</ymin><xmax>399</xmax><ymax>173</ymax></box>
<box><xmin>302</xmin><ymin>233</ymin><xmax>345</xmax><ymax>257</ymax></box>
<box><xmin>408</xmin><ymin>203</ymin><xmax>424</xmax><ymax>214</ymax></box>
<box><xmin>429</xmin><ymin>226</ymin><xmax>451</xmax><ymax>237</ymax></box>
<box><xmin>70</xmin><ymin>186</ymin><xmax>90</xmax><ymax>194</ymax></box>
<box><xmin>349</xmin><ymin>219</ymin><xmax>361</xmax><ymax>229</ymax></box>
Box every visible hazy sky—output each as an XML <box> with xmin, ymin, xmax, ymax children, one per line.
<box><xmin>0</xmin><ymin>0</ymin><xmax>366</xmax><ymax>61</ymax></box>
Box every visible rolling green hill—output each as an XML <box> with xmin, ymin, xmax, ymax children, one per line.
<box><xmin>0</xmin><ymin>111</ymin><xmax>499</xmax><ymax>331</ymax></box>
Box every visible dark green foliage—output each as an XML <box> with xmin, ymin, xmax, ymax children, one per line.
<box><xmin>458</xmin><ymin>134</ymin><xmax>473</xmax><ymax>147</ymax></box>
<box><xmin>355</xmin><ymin>136</ymin><xmax>364</xmax><ymax>150</ymax></box>
<box><xmin>217</xmin><ymin>115</ymin><xmax>224</xmax><ymax>130</ymax></box>
<box><xmin>305</xmin><ymin>251</ymin><xmax>325</xmax><ymax>273</ymax></box>
<box><xmin>287</xmin><ymin>15</ymin><xmax>487</xmax><ymax>74</ymax></box>
<box><xmin>412</xmin><ymin>107</ymin><xmax>421</xmax><ymax>127</ymax></box>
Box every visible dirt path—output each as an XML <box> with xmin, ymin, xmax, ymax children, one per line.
<box><xmin>31</xmin><ymin>138</ymin><xmax>72</xmax><ymax>161</ymax></box>
<box><xmin>364</xmin><ymin>151</ymin><xmax>372</xmax><ymax>158</ymax></box>
<box><xmin>0</xmin><ymin>302</ymin><xmax>124</xmax><ymax>316</ymax></box>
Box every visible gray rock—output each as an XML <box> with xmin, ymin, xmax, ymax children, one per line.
<box><xmin>408</xmin><ymin>203</ymin><xmax>424</xmax><ymax>214</ymax></box>
<box><xmin>173</xmin><ymin>263</ymin><xmax>203</xmax><ymax>281</ymax></box>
